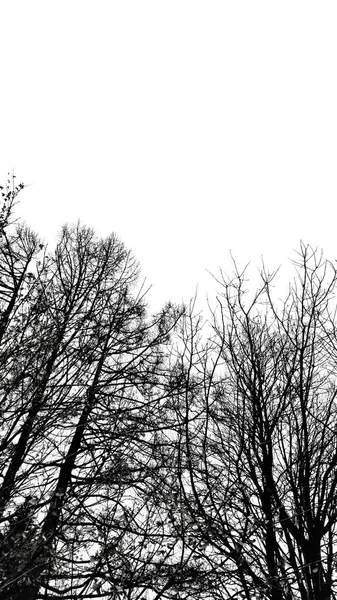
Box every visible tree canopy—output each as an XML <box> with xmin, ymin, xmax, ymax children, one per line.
<box><xmin>1</xmin><ymin>178</ymin><xmax>337</xmax><ymax>600</ymax></box>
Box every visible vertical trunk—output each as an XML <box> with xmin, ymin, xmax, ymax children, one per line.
<box><xmin>12</xmin><ymin>389</ymin><xmax>95</xmax><ymax>600</ymax></box>
<box><xmin>261</xmin><ymin>487</ymin><xmax>283</xmax><ymax>600</ymax></box>
<box><xmin>16</xmin><ymin>351</ymin><xmax>106</xmax><ymax>600</ymax></box>
<box><xmin>0</xmin><ymin>348</ymin><xmax>61</xmax><ymax>517</ymax></box>
<box><xmin>304</xmin><ymin>536</ymin><xmax>331</xmax><ymax>600</ymax></box>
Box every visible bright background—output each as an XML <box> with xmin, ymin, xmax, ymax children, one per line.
<box><xmin>1</xmin><ymin>2</ymin><xmax>336</xmax><ymax>311</ymax></box>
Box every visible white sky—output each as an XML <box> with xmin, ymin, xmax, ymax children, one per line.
<box><xmin>1</xmin><ymin>2</ymin><xmax>337</xmax><ymax>311</ymax></box>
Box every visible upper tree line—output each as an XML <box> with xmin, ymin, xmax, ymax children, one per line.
<box><xmin>0</xmin><ymin>178</ymin><xmax>337</xmax><ymax>600</ymax></box>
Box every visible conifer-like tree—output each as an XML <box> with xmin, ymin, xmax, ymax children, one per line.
<box><xmin>0</xmin><ymin>178</ymin><xmax>182</xmax><ymax>600</ymax></box>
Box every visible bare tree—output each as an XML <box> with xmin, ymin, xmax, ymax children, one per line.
<box><xmin>0</xmin><ymin>180</ymin><xmax>183</xmax><ymax>600</ymax></box>
<box><xmin>4</xmin><ymin>178</ymin><xmax>337</xmax><ymax>600</ymax></box>
<box><xmin>170</xmin><ymin>245</ymin><xmax>337</xmax><ymax>600</ymax></box>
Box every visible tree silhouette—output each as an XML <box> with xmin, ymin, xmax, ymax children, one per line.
<box><xmin>2</xmin><ymin>178</ymin><xmax>337</xmax><ymax>600</ymax></box>
<box><xmin>169</xmin><ymin>246</ymin><xmax>337</xmax><ymax>600</ymax></box>
<box><xmin>0</xmin><ymin>179</ymin><xmax>183</xmax><ymax>599</ymax></box>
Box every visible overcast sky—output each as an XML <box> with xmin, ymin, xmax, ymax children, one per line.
<box><xmin>1</xmin><ymin>2</ymin><xmax>336</xmax><ymax>311</ymax></box>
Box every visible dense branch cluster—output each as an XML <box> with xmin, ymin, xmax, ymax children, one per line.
<box><xmin>0</xmin><ymin>180</ymin><xmax>337</xmax><ymax>600</ymax></box>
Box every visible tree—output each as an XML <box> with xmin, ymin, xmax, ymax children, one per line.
<box><xmin>4</xmin><ymin>176</ymin><xmax>337</xmax><ymax>600</ymax></box>
<box><xmin>0</xmin><ymin>178</ymin><xmax>183</xmax><ymax>599</ymax></box>
<box><xmin>169</xmin><ymin>245</ymin><xmax>337</xmax><ymax>600</ymax></box>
